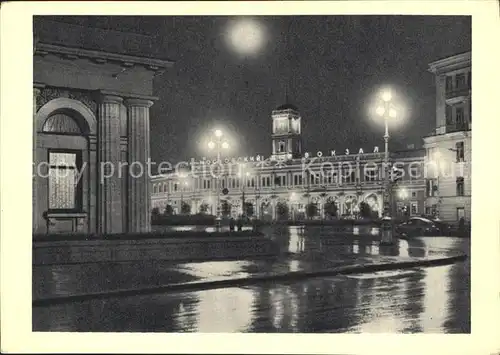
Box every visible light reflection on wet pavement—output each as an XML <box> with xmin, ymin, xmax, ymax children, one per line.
<box><xmin>33</xmin><ymin>227</ymin><xmax>470</xmax><ymax>333</ymax></box>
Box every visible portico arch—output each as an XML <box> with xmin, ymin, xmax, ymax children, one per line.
<box><xmin>34</xmin><ymin>97</ymin><xmax>98</xmax><ymax>234</ymax></box>
<box><xmin>36</xmin><ymin>98</ymin><xmax>97</xmax><ymax>135</ymax></box>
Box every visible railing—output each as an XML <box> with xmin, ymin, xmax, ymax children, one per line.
<box><xmin>445</xmin><ymin>87</ymin><xmax>470</xmax><ymax>100</ymax></box>
<box><xmin>431</xmin><ymin>122</ymin><xmax>471</xmax><ymax>136</ymax></box>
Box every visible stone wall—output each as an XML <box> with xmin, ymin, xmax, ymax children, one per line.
<box><xmin>33</xmin><ymin>235</ymin><xmax>278</xmax><ymax>265</ymax></box>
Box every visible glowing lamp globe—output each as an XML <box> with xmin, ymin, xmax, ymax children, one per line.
<box><xmin>376</xmin><ymin>107</ymin><xmax>385</xmax><ymax>116</ymax></box>
<box><xmin>381</xmin><ymin>90</ymin><xmax>392</xmax><ymax>102</ymax></box>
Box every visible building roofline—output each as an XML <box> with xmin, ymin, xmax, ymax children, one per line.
<box><xmin>35</xmin><ymin>42</ymin><xmax>175</xmax><ymax>71</ymax></box>
<box><xmin>428</xmin><ymin>51</ymin><xmax>471</xmax><ymax>74</ymax></box>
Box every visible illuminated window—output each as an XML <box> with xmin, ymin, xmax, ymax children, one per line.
<box><xmin>342</xmin><ymin>167</ymin><xmax>356</xmax><ymax>184</ymax></box>
<box><xmin>275</xmin><ymin>175</ymin><xmax>286</xmax><ymax>187</ymax></box>
<box><xmin>261</xmin><ymin>175</ymin><xmax>271</xmax><ymax>187</ymax></box>
<box><xmin>426</xmin><ymin>178</ymin><xmax>438</xmax><ymax>197</ymax></box>
<box><xmin>411</xmin><ymin>202</ymin><xmax>418</xmax><ymax>215</ymax></box>
<box><xmin>274</xmin><ymin>119</ymin><xmax>288</xmax><ymax>134</ymax></box>
<box><xmin>48</xmin><ymin>151</ymin><xmax>81</xmax><ymax>210</ymax></box>
<box><xmin>293</xmin><ymin>174</ymin><xmax>302</xmax><ymax>185</ymax></box>
<box><xmin>364</xmin><ymin>167</ymin><xmax>378</xmax><ymax>182</ymax></box>
<box><xmin>203</xmin><ymin>179</ymin><xmax>211</xmax><ymax>189</ymax></box>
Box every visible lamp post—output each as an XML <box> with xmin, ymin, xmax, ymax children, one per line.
<box><xmin>208</xmin><ymin>129</ymin><xmax>229</xmax><ymax>228</ymax></box>
<box><xmin>375</xmin><ymin>89</ymin><xmax>398</xmax><ymax>245</ymax></box>
<box><xmin>375</xmin><ymin>90</ymin><xmax>398</xmax><ymax>218</ymax></box>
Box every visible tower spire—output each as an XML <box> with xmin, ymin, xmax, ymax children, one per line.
<box><xmin>283</xmin><ymin>17</ymin><xmax>292</xmax><ymax>105</ymax></box>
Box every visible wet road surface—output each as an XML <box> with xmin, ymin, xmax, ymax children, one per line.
<box><xmin>33</xmin><ymin>227</ymin><xmax>470</xmax><ymax>333</ymax></box>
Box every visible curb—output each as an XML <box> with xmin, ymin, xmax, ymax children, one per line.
<box><xmin>33</xmin><ymin>254</ymin><xmax>467</xmax><ymax>307</ymax></box>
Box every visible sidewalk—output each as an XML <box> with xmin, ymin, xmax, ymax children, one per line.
<box><xmin>33</xmin><ymin>238</ymin><xmax>467</xmax><ymax>306</ymax></box>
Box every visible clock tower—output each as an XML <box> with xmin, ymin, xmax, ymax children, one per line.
<box><xmin>270</xmin><ymin>103</ymin><xmax>302</xmax><ymax>161</ymax></box>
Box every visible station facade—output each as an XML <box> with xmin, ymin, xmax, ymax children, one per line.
<box><xmin>151</xmin><ymin>105</ymin><xmax>427</xmax><ymax>220</ymax></box>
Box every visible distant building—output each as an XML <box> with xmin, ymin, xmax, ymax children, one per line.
<box><xmin>151</xmin><ymin>103</ymin><xmax>426</xmax><ymax>220</ymax></box>
<box><xmin>424</xmin><ymin>51</ymin><xmax>471</xmax><ymax>222</ymax></box>
<box><xmin>33</xmin><ymin>18</ymin><xmax>173</xmax><ymax>235</ymax></box>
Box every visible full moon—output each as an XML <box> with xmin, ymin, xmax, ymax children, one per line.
<box><xmin>226</xmin><ymin>19</ymin><xmax>266</xmax><ymax>56</ymax></box>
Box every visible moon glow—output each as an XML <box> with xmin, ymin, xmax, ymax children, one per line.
<box><xmin>226</xmin><ymin>18</ymin><xmax>266</xmax><ymax>56</ymax></box>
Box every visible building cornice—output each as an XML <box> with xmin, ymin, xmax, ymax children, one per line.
<box><xmin>428</xmin><ymin>51</ymin><xmax>471</xmax><ymax>74</ymax></box>
<box><xmin>34</xmin><ymin>42</ymin><xmax>174</xmax><ymax>72</ymax></box>
<box><xmin>423</xmin><ymin>130</ymin><xmax>472</xmax><ymax>144</ymax></box>
<box><xmin>97</xmin><ymin>89</ymin><xmax>159</xmax><ymax>102</ymax></box>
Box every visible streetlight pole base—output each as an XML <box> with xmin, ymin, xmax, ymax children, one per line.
<box><xmin>215</xmin><ymin>215</ymin><xmax>222</xmax><ymax>232</ymax></box>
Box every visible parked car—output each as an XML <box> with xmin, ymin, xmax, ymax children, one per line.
<box><xmin>396</xmin><ymin>216</ymin><xmax>442</xmax><ymax>237</ymax></box>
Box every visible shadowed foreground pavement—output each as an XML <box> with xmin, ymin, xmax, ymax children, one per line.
<box><xmin>33</xmin><ymin>227</ymin><xmax>470</xmax><ymax>333</ymax></box>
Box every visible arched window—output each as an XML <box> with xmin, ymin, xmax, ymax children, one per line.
<box><xmin>43</xmin><ymin>112</ymin><xmax>87</xmax><ymax>211</ymax></box>
<box><xmin>43</xmin><ymin>112</ymin><xmax>83</xmax><ymax>134</ymax></box>
<box><xmin>159</xmin><ymin>184</ymin><xmax>163</xmax><ymax>193</ymax></box>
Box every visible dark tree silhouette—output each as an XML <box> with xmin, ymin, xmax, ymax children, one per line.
<box><xmin>324</xmin><ymin>201</ymin><xmax>338</xmax><ymax>219</ymax></box>
<box><xmin>244</xmin><ymin>202</ymin><xmax>254</xmax><ymax>217</ymax></box>
<box><xmin>164</xmin><ymin>204</ymin><xmax>174</xmax><ymax>215</ymax></box>
<box><xmin>359</xmin><ymin>201</ymin><xmax>372</xmax><ymax>219</ymax></box>
<box><xmin>199</xmin><ymin>203</ymin><xmax>209</xmax><ymax>214</ymax></box>
<box><xmin>221</xmin><ymin>200</ymin><xmax>231</xmax><ymax>217</ymax></box>
<box><xmin>306</xmin><ymin>203</ymin><xmax>318</xmax><ymax>219</ymax></box>
<box><xmin>276</xmin><ymin>201</ymin><xmax>289</xmax><ymax>220</ymax></box>
<box><xmin>181</xmin><ymin>202</ymin><xmax>191</xmax><ymax>215</ymax></box>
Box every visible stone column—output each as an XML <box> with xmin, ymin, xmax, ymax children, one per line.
<box><xmin>97</xmin><ymin>95</ymin><xmax>123</xmax><ymax>235</ymax></box>
<box><xmin>33</xmin><ymin>87</ymin><xmax>41</xmax><ymax>233</ymax></box>
<box><xmin>125</xmin><ymin>98</ymin><xmax>154</xmax><ymax>233</ymax></box>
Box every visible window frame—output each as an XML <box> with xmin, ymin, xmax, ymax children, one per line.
<box><xmin>47</xmin><ymin>149</ymin><xmax>83</xmax><ymax>213</ymax></box>
<box><xmin>445</xmin><ymin>75</ymin><xmax>453</xmax><ymax>92</ymax></box>
<box><xmin>456</xmin><ymin>177</ymin><xmax>465</xmax><ymax>196</ymax></box>
<box><xmin>456</xmin><ymin>141</ymin><xmax>465</xmax><ymax>162</ymax></box>
<box><xmin>455</xmin><ymin>73</ymin><xmax>466</xmax><ymax>89</ymax></box>
<box><xmin>455</xmin><ymin>106</ymin><xmax>465</xmax><ymax>125</ymax></box>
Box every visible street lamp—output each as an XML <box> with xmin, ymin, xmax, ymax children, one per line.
<box><xmin>207</xmin><ymin>129</ymin><xmax>230</xmax><ymax>224</ymax></box>
<box><xmin>375</xmin><ymin>89</ymin><xmax>398</xmax><ymax>218</ymax></box>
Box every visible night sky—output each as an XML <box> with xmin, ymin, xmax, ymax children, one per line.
<box><xmin>44</xmin><ymin>16</ymin><xmax>471</xmax><ymax>164</ymax></box>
